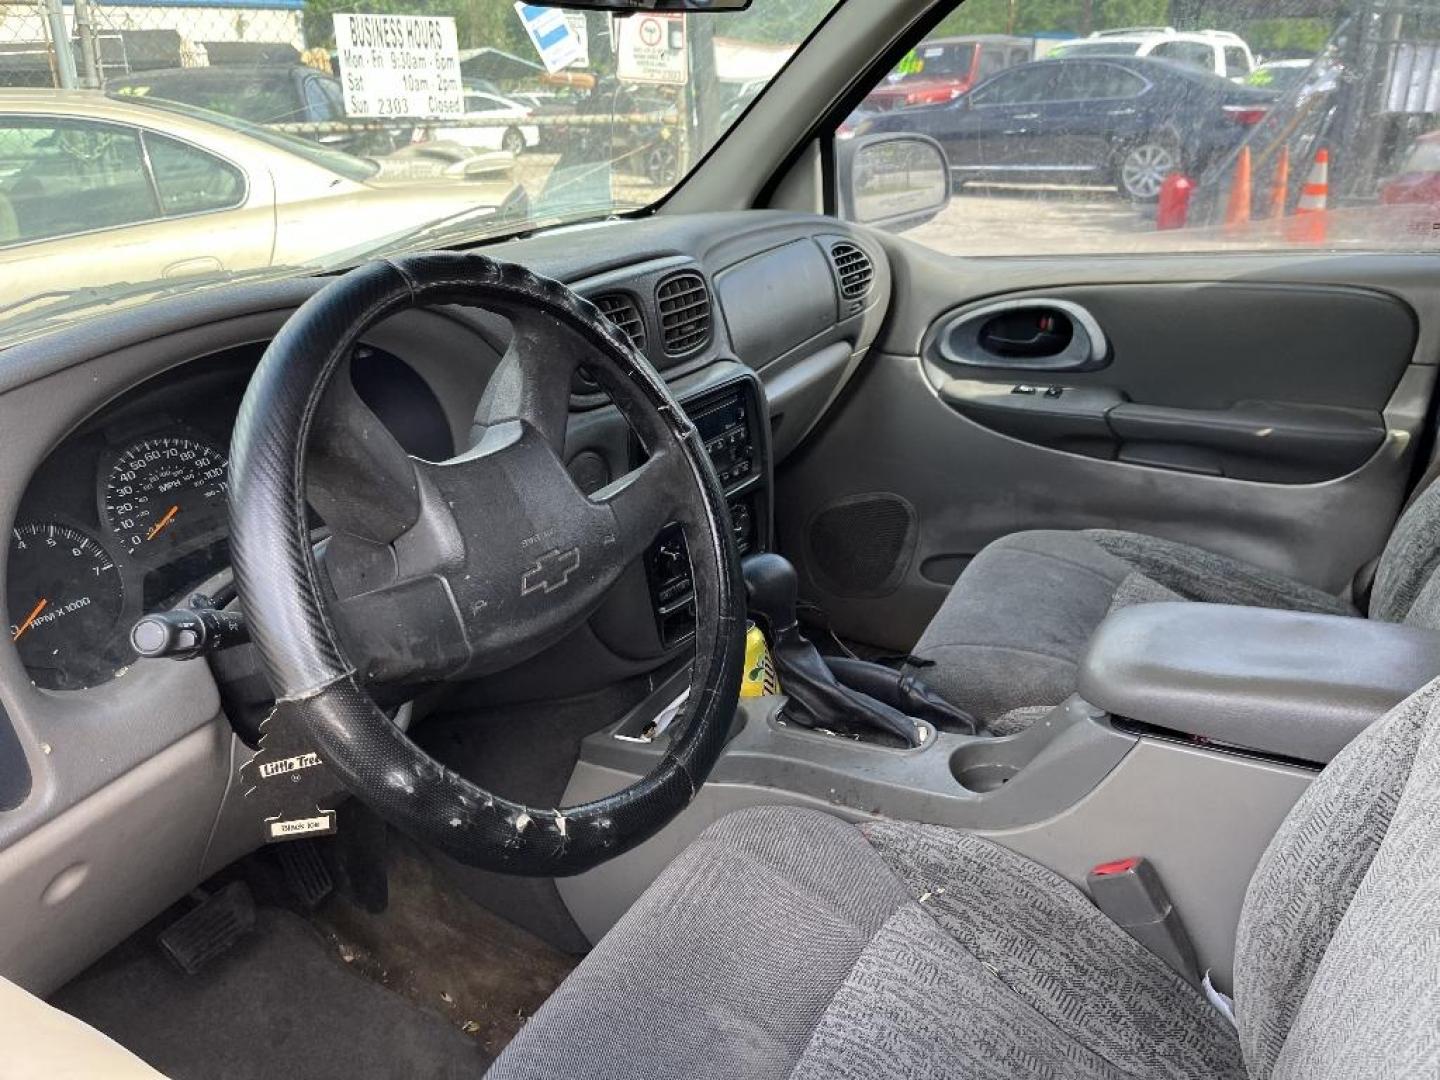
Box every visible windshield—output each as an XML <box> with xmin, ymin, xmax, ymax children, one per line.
<box><xmin>0</xmin><ymin>0</ymin><xmax>839</xmax><ymax>335</ymax></box>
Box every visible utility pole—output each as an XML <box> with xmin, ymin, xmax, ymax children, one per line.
<box><xmin>687</xmin><ymin>14</ymin><xmax>719</xmax><ymax>159</ymax></box>
<box><xmin>73</xmin><ymin>0</ymin><xmax>103</xmax><ymax>88</ymax></box>
<box><xmin>43</xmin><ymin>0</ymin><xmax>78</xmax><ymax>89</ymax></box>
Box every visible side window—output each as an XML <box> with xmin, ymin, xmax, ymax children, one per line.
<box><xmin>1049</xmin><ymin>63</ymin><xmax>1146</xmax><ymax>101</ymax></box>
<box><xmin>968</xmin><ymin>66</ymin><xmax>1055</xmax><ymax>106</ymax></box>
<box><xmin>0</xmin><ymin>120</ymin><xmax>156</xmax><ymax>246</ymax></box>
<box><xmin>302</xmin><ymin>76</ymin><xmax>343</xmax><ymax>121</ymax></box>
<box><xmin>1149</xmin><ymin>40</ymin><xmax>1216</xmax><ymax>72</ymax></box>
<box><xmin>839</xmin><ymin>0</ymin><xmax>1440</xmax><ymax>256</ymax></box>
<box><xmin>976</xmin><ymin>46</ymin><xmax>1008</xmax><ymax>81</ymax></box>
<box><xmin>144</xmin><ymin>134</ymin><xmax>245</xmax><ymax>216</ymax></box>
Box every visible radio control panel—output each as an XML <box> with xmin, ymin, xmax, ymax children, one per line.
<box><xmin>642</xmin><ymin>379</ymin><xmax>769</xmax><ymax>647</ymax></box>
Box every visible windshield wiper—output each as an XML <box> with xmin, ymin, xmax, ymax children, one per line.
<box><xmin>334</xmin><ymin>196</ymin><xmax>648</xmax><ymax>266</ymax></box>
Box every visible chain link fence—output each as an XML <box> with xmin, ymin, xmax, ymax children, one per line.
<box><xmin>1</xmin><ymin>0</ymin><xmax>305</xmax><ymax>87</ymax></box>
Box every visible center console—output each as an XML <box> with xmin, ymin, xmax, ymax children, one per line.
<box><xmin>643</xmin><ymin>376</ymin><xmax>772</xmax><ymax>646</ymax></box>
<box><xmin>557</xmin><ymin>593</ymin><xmax>1440</xmax><ymax>985</ymax></box>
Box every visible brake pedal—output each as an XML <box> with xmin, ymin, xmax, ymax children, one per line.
<box><xmin>275</xmin><ymin>838</ymin><xmax>334</xmax><ymax>910</ymax></box>
<box><xmin>158</xmin><ymin>881</ymin><xmax>256</xmax><ymax>974</ymax></box>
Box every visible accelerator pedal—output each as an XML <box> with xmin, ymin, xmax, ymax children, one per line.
<box><xmin>275</xmin><ymin>838</ymin><xmax>335</xmax><ymax>910</ymax></box>
<box><xmin>158</xmin><ymin>881</ymin><xmax>256</xmax><ymax>974</ymax></box>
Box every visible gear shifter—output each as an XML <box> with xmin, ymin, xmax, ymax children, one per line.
<box><xmin>743</xmin><ymin>553</ymin><xmax>931</xmax><ymax>747</ymax></box>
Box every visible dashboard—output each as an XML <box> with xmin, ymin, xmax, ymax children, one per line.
<box><xmin>0</xmin><ymin>210</ymin><xmax>891</xmax><ymax>995</ymax></box>
<box><xmin>6</xmin><ymin>343</ymin><xmax>453</xmax><ymax>692</ymax></box>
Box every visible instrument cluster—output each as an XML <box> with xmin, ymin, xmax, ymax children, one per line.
<box><xmin>5</xmin><ymin>342</ymin><xmax>452</xmax><ymax>691</ymax></box>
<box><xmin>10</xmin><ymin>430</ymin><xmax>232</xmax><ymax>690</ymax></box>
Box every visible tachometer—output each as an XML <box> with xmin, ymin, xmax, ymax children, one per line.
<box><xmin>104</xmin><ymin>436</ymin><xmax>228</xmax><ymax>559</ymax></box>
<box><xmin>8</xmin><ymin>522</ymin><xmax>125</xmax><ymax>690</ymax></box>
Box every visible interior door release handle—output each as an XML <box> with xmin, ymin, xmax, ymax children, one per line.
<box><xmin>980</xmin><ymin>322</ymin><xmax>1070</xmax><ymax>358</ymax></box>
<box><xmin>932</xmin><ymin>298</ymin><xmax>1111</xmax><ymax>373</ymax></box>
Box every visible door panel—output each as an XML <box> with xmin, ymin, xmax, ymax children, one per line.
<box><xmin>776</xmin><ymin>245</ymin><xmax>1438</xmax><ymax>652</ymax></box>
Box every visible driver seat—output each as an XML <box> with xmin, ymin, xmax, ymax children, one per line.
<box><xmin>488</xmin><ymin>678</ymin><xmax>1440</xmax><ymax>1079</ymax></box>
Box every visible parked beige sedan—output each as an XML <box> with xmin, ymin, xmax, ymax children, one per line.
<box><xmin>0</xmin><ymin>90</ymin><xmax>526</xmax><ymax>310</ymax></box>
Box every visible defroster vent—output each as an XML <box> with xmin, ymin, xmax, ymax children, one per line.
<box><xmin>656</xmin><ymin>271</ymin><xmax>712</xmax><ymax>356</ymax></box>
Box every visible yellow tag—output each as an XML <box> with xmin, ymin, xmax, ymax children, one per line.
<box><xmin>740</xmin><ymin>623</ymin><xmax>780</xmax><ymax>698</ymax></box>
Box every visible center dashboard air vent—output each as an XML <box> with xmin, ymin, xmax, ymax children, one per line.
<box><xmin>829</xmin><ymin>242</ymin><xmax>874</xmax><ymax>301</ymax></box>
<box><xmin>655</xmin><ymin>271</ymin><xmax>713</xmax><ymax>357</ymax></box>
<box><xmin>594</xmin><ymin>292</ymin><xmax>647</xmax><ymax>352</ymax></box>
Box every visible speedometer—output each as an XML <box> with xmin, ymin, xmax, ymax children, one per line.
<box><xmin>8</xmin><ymin>523</ymin><xmax>125</xmax><ymax>690</ymax></box>
<box><xmin>104</xmin><ymin>436</ymin><xmax>228</xmax><ymax>560</ymax></box>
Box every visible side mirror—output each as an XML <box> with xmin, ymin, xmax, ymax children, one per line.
<box><xmin>836</xmin><ymin>133</ymin><xmax>951</xmax><ymax>233</ymax></box>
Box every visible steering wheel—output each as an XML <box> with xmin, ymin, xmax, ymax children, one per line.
<box><xmin>227</xmin><ymin>252</ymin><xmax>745</xmax><ymax>876</ymax></box>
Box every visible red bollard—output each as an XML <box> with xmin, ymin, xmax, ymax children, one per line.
<box><xmin>1155</xmin><ymin>172</ymin><xmax>1195</xmax><ymax>231</ymax></box>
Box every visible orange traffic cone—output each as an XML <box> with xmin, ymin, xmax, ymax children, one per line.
<box><xmin>1224</xmin><ymin>146</ymin><xmax>1252</xmax><ymax>232</ymax></box>
<box><xmin>1285</xmin><ymin>148</ymin><xmax>1329</xmax><ymax>244</ymax></box>
<box><xmin>1268</xmin><ymin>145</ymin><xmax>1290</xmax><ymax>220</ymax></box>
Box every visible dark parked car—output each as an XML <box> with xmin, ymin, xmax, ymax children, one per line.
<box><xmin>861</xmin><ymin>55</ymin><xmax>1275</xmax><ymax>200</ymax></box>
<box><xmin>107</xmin><ymin>64</ymin><xmax>406</xmax><ymax>157</ymax></box>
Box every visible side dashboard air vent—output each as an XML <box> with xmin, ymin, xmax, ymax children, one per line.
<box><xmin>830</xmin><ymin>242</ymin><xmax>874</xmax><ymax>301</ymax></box>
<box><xmin>655</xmin><ymin>271</ymin><xmax>713</xmax><ymax>356</ymax></box>
<box><xmin>594</xmin><ymin>292</ymin><xmax>647</xmax><ymax>352</ymax></box>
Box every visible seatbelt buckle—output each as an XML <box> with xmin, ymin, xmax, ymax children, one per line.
<box><xmin>1087</xmin><ymin>856</ymin><xmax>1200</xmax><ymax>985</ymax></box>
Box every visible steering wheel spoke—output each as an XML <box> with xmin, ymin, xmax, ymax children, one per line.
<box><xmin>474</xmin><ymin>306</ymin><xmax>587</xmax><ymax>454</ymax></box>
<box><xmin>593</xmin><ymin>449</ymin><xmax>688</xmax><ymax>566</ymax></box>
<box><xmin>308</xmin><ymin>355</ymin><xmax>423</xmax><ymax>545</ymax></box>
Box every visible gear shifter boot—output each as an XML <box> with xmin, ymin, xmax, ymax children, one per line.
<box><xmin>825</xmin><ymin>656</ymin><xmax>979</xmax><ymax>735</ymax></box>
<box><xmin>742</xmin><ymin>554</ymin><xmax>927</xmax><ymax>748</ymax></box>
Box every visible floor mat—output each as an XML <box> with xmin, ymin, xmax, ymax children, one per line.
<box><xmin>52</xmin><ymin>905</ymin><xmax>491</xmax><ymax>1080</ymax></box>
<box><xmin>305</xmin><ymin>832</ymin><xmax>577</xmax><ymax>1058</ymax></box>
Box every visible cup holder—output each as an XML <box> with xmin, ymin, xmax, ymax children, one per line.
<box><xmin>950</xmin><ymin>736</ymin><xmax>1042</xmax><ymax>794</ymax></box>
<box><xmin>952</xmin><ymin>760</ymin><xmax>1021</xmax><ymax>794</ymax></box>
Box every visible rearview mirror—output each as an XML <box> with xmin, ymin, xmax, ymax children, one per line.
<box><xmin>547</xmin><ymin>1</ymin><xmax>751</xmax><ymax>10</ymax></box>
<box><xmin>837</xmin><ymin>134</ymin><xmax>951</xmax><ymax>233</ymax></box>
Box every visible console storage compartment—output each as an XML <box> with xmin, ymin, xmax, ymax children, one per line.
<box><xmin>1079</xmin><ymin>602</ymin><xmax>1440</xmax><ymax>764</ymax></box>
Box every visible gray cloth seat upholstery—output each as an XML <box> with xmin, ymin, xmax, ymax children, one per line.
<box><xmin>489</xmin><ymin>679</ymin><xmax>1440</xmax><ymax>1078</ymax></box>
<box><xmin>909</xmin><ymin>479</ymin><xmax>1440</xmax><ymax>727</ymax></box>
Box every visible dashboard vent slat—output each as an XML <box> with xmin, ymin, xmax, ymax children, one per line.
<box><xmin>594</xmin><ymin>292</ymin><xmax>647</xmax><ymax>352</ymax></box>
<box><xmin>655</xmin><ymin>271</ymin><xmax>712</xmax><ymax>357</ymax></box>
<box><xmin>830</xmin><ymin>242</ymin><xmax>874</xmax><ymax>301</ymax></box>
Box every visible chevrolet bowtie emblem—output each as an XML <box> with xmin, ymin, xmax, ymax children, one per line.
<box><xmin>521</xmin><ymin>546</ymin><xmax>582</xmax><ymax>596</ymax></box>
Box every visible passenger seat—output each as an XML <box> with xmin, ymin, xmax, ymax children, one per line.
<box><xmin>907</xmin><ymin>479</ymin><xmax>1440</xmax><ymax>732</ymax></box>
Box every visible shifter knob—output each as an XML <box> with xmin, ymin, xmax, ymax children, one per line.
<box><xmin>742</xmin><ymin>553</ymin><xmax>800</xmax><ymax>635</ymax></box>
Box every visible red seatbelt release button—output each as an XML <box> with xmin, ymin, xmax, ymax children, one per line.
<box><xmin>1091</xmin><ymin>856</ymin><xmax>1141</xmax><ymax>877</ymax></box>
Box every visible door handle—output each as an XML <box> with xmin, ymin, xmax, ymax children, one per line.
<box><xmin>931</xmin><ymin>298</ymin><xmax>1111</xmax><ymax>373</ymax></box>
<box><xmin>1106</xmin><ymin>107</ymin><xmax>1137</xmax><ymax>116</ymax></box>
<box><xmin>1010</xmin><ymin>112</ymin><xmax>1040</xmax><ymax>119</ymax></box>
